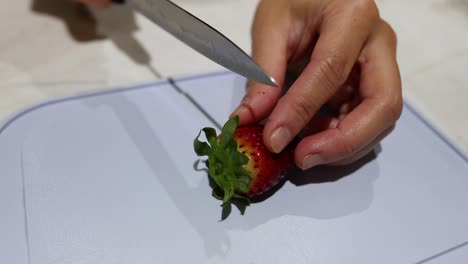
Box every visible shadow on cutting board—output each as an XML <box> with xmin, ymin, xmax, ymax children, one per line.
<box><xmin>31</xmin><ymin>0</ymin><xmax>161</xmax><ymax>77</ymax></box>
<box><xmin>220</xmin><ymin>147</ymin><xmax>380</xmax><ymax>221</ymax></box>
<box><xmin>86</xmin><ymin>92</ymin><xmax>380</xmax><ymax>258</ymax></box>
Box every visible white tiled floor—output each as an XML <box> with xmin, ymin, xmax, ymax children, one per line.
<box><xmin>1</xmin><ymin>0</ymin><xmax>467</xmax><ymax>155</ymax></box>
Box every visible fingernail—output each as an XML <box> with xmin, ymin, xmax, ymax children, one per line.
<box><xmin>270</xmin><ymin>127</ymin><xmax>291</xmax><ymax>153</ymax></box>
<box><xmin>302</xmin><ymin>154</ymin><xmax>323</xmax><ymax>170</ymax></box>
<box><xmin>230</xmin><ymin>105</ymin><xmax>249</xmax><ymax>119</ymax></box>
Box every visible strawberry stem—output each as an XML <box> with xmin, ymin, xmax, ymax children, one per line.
<box><xmin>194</xmin><ymin>115</ymin><xmax>252</xmax><ymax>209</ymax></box>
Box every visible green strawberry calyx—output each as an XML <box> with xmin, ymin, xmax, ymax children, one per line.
<box><xmin>193</xmin><ymin>115</ymin><xmax>252</xmax><ymax>207</ymax></box>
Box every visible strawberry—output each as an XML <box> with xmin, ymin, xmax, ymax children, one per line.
<box><xmin>193</xmin><ymin>115</ymin><xmax>295</xmax><ymax>209</ymax></box>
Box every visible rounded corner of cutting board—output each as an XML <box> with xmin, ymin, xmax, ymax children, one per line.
<box><xmin>0</xmin><ymin>79</ymin><xmax>170</xmax><ymax>136</ymax></box>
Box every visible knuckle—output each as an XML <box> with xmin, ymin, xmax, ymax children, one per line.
<box><xmin>281</xmin><ymin>95</ymin><xmax>318</xmax><ymax>125</ymax></box>
<box><xmin>381</xmin><ymin>20</ymin><xmax>398</xmax><ymax>46</ymax></box>
<box><xmin>353</xmin><ymin>0</ymin><xmax>379</xmax><ymax>20</ymax></box>
<box><xmin>338</xmin><ymin>131</ymin><xmax>359</xmax><ymax>157</ymax></box>
<box><xmin>390</xmin><ymin>100</ymin><xmax>404</xmax><ymax>123</ymax></box>
<box><xmin>383</xmin><ymin>95</ymin><xmax>403</xmax><ymax>124</ymax></box>
<box><xmin>315</xmin><ymin>55</ymin><xmax>348</xmax><ymax>90</ymax></box>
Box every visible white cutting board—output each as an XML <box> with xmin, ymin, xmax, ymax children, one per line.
<box><xmin>1</xmin><ymin>71</ymin><xmax>467</xmax><ymax>264</ymax></box>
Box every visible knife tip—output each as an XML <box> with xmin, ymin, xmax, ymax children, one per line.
<box><xmin>267</xmin><ymin>76</ymin><xmax>279</xmax><ymax>87</ymax></box>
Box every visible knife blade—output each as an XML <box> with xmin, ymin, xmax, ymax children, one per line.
<box><xmin>112</xmin><ymin>0</ymin><xmax>278</xmax><ymax>87</ymax></box>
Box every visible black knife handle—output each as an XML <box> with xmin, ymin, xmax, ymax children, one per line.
<box><xmin>111</xmin><ymin>0</ymin><xmax>126</xmax><ymax>4</ymax></box>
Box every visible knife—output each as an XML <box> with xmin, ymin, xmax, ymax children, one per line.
<box><xmin>111</xmin><ymin>0</ymin><xmax>278</xmax><ymax>87</ymax></box>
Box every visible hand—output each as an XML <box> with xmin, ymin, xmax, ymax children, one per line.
<box><xmin>74</xmin><ymin>0</ymin><xmax>112</xmax><ymax>8</ymax></box>
<box><xmin>231</xmin><ymin>0</ymin><xmax>402</xmax><ymax>170</ymax></box>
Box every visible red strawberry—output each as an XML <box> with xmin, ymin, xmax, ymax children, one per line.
<box><xmin>193</xmin><ymin>115</ymin><xmax>295</xmax><ymax>208</ymax></box>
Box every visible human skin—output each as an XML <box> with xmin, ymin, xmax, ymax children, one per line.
<box><xmin>76</xmin><ymin>0</ymin><xmax>402</xmax><ymax>170</ymax></box>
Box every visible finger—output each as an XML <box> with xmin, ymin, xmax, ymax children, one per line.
<box><xmin>301</xmin><ymin>112</ymin><xmax>390</xmax><ymax>168</ymax></box>
<box><xmin>327</xmin><ymin>64</ymin><xmax>361</xmax><ymax>111</ymax></box>
<box><xmin>302</xmin><ymin>113</ymin><xmax>394</xmax><ymax>166</ymax></box>
<box><xmin>263</xmin><ymin>1</ymin><xmax>379</xmax><ymax>153</ymax></box>
<box><xmin>229</xmin><ymin>2</ymin><xmax>291</xmax><ymax>125</ymax></box>
<box><xmin>327</xmin><ymin>84</ymin><xmax>354</xmax><ymax>112</ymax></box>
<box><xmin>327</xmin><ymin>125</ymin><xmax>395</xmax><ymax>166</ymax></box>
<box><xmin>303</xmin><ymin>115</ymin><xmax>339</xmax><ymax>135</ymax></box>
<box><xmin>296</xmin><ymin>20</ymin><xmax>402</xmax><ymax>170</ymax></box>
<box><xmin>338</xmin><ymin>92</ymin><xmax>361</xmax><ymax>118</ymax></box>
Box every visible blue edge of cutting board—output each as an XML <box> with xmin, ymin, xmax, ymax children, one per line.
<box><xmin>0</xmin><ymin>70</ymin><xmax>467</xmax><ymax>264</ymax></box>
<box><xmin>1</xmin><ymin>70</ymin><xmax>466</xmax><ymax>163</ymax></box>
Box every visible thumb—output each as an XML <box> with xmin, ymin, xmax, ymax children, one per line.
<box><xmin>230</xmin><ymin>1</ymin><xmax>290</xmax><ymax>126</ymax></box>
